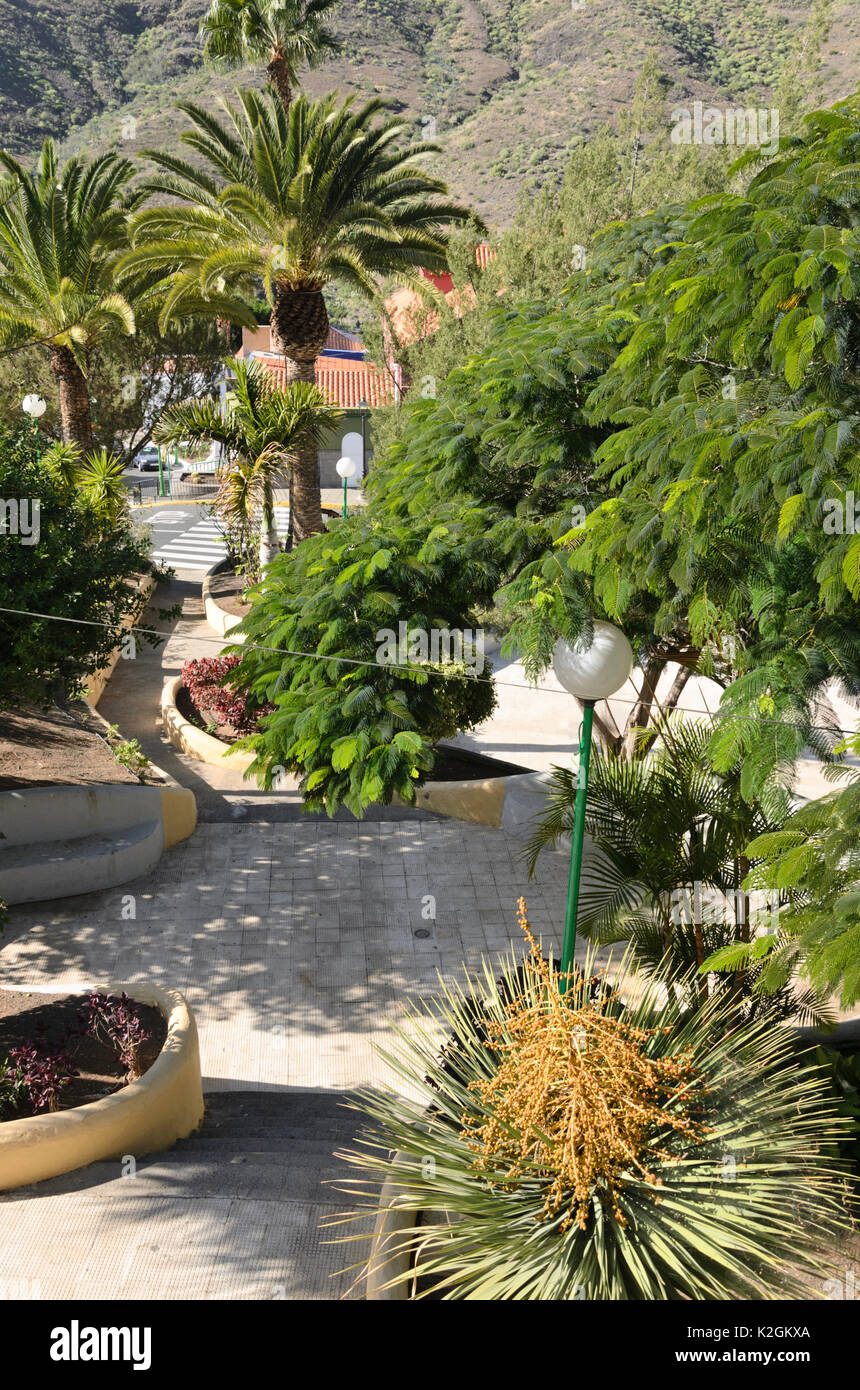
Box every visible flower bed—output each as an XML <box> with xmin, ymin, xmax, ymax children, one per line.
<box><xmin>0</xmin><ymin>990</ymin><xmax>166</xmax><ymax>1120</ymax></box>
<box><xmin>0</xmin><ymin>983</ymin><xmax>203</xmax><ymax>1191</ymax></box>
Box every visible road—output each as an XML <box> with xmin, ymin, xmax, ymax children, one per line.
<box><xmin>133</xmin><ymin>500</ymin><xmax>290</xmax><ymax>574</ymax></box>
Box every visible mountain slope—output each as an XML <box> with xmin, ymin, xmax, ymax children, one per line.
<box><xmin>0</xmin><ymin>0</ymin><xmax>858</xmax><ymax>225</ymax></box>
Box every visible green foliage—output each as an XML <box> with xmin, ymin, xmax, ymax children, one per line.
<box><xmin>0</xmin><ymin>139</ymin><xmax>140</xmax><ymax>372</ymax></box>
<box><xmin>812</xmin><ymin>1046</ymin><xmax>860</xmax><ymax>1174</ymax></box>
<box><xmin>523</xmin><ymin>718</ymin><xmax>831</xmax><ymax>1019</ymax></box>
<box><xmin>155</xmin><ymin>358</ymin><xmax>340</xmax><ymax>577</ymax></box>
<box><xmin>227</xmin><ymin>509</ymin><xmax>497</xmax><ymax>814</ymax></box>
<box><xmin>104</xmin><ymin>726</ymin><xmax>149</xmax><ymax>781</ymax></box>
<box><xmin>122</xmin><ymin>88</ymin><xmax>478</xmax><ymax>326</ymax></box>
<box><xmin>735</xmin><ymin>736</ymin><xmax>860</xmax><ymax>1010</ymax></box>
<box><xmin>0</xmin><ymin>426</ymin><xmax>153</xmax><ymax>706</ymax></box>
<box><xmin>0</xmin><ymin>313</ymin><xmax>228</xmax><ymax>463</ymax></box>
<box><xmin>199</xmin><ymin>0</ymin><xmax>340</xmax><ymax>89</ymax></box>
<box><xmin>335</xmin><ymin>946</ymin><xmax>849</xmax><ymax>1299</ymax></box>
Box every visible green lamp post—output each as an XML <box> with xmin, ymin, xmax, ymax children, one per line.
<box><xmin>336</xmin><ymin>454</ymin><xmax>358</xmax><ymax>517</ymax></box>
<box><xmin>552</xmin><ymin>621</ymin><xmax>633</xmax><ymax>992</ymax></box>
<box><xmin>22</xmin><ymin>393</ymin><xmax>47</xmax><ymax>455</ymax></box>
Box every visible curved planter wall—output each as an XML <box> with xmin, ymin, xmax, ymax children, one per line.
<box><xmin>202</xmin><ymin>565</ymin><xmax>246</xmax><ymax>641</ymax></box>
<box><xmin>161</xmin><ymin>677</ymin><xmax>255</xmax><ymax>773</ymax></box>
<box><xmin>0</xmin><ymin>983</ymin><xmax>204</xmax><ymax>1191</ymax></box>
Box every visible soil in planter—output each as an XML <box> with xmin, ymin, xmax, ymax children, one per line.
<box><xmin>207</xmin><ymin>568</ymin><xmax>251</xmax><ymax>620</ymax></box>
<box><xmin>0</xmin><ymin>991</ymin><xmax>167</xmax><ymax>1119</ymax></box>
<box><xmin>428</xmin><ymin>745</ymin><xmax>531</xmax><ymax>781</ymax></box>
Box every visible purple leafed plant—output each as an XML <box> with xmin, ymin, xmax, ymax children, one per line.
<box><xmin>84</xmin><ymin>992</ymin><xmax>152</xmax><ymax>1083</ymax></box>
<box><xmin>7</xmin><ymin>1044</ymin><xmax>79</xmax><ymax>1113</ymax></box>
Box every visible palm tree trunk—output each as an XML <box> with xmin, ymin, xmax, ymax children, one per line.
<box><xmin>267</xmin><ymin>52</ymin><xmax>292</xmax><ymax>113</ymax></box>
<box><xmin>259</xmin><ymin>477</ymin><xmax>280</xmax><ymax>569</ymax></box>
<box><xmin>285</xmin><ymin>357</ymin><xmax>324</xmax><ymax>540</ymax></box>
<box><xmin>50</xmin><ymin>345</ymin><xmax>93</xmax><ymax>451</ymax></box>
<box><xmin>270</xmin><ymin>286</ymin><xmax>329</xmax><ymax>542</ymax></box>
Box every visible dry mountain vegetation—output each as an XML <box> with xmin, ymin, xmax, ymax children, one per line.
<box><xmin>0</xmin><ymin>0</ymin><xmax>858</xmax><ymax>225</ymax></box>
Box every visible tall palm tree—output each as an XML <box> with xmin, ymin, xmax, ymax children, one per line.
<box><xmin>199</xmin><ymin>0</ymin><xmax>340</xmax><ymax>112</ymax></box>
<box><xmin>121</xmin><ymin>89</ymin><xmax>479</xmax><ymax>539</ymax></box>
<box><xmin>153</xmin><ymin>358</ymin><xmax>339</xmax><ymax>573</ymax></box>
<box><xmin>0</xmin><ymin>140</ymin><xmax>140</xmax><ymax>450</ymax></box>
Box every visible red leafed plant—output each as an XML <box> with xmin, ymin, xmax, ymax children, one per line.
<box><xmin>7</xmin><ymin>1044</ymin><xmax>79</xmax><ymax>1112</ymax></box>
<box><xmin>181</xmin><ymin>655</ymin><xmax>273</xmax><ymax>736</ymax></box>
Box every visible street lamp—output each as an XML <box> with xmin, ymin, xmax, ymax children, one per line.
<box><xmin>22</xmin><ymin>394</ymin><xmax>47</xmax><ymax>453</ymax></box>
<box><xmin>553</xmin><ymin>621</ymin><xmax>633</xmax><ymax>991</ymax></box>
<box><xmin>335</xmin><ymin>455</ymin><xmax>357</xmax><ymax>517</ymax></box>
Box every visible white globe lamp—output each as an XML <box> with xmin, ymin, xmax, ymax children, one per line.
<box><xmin>22</xmin><ymin>394</ymin><xmax>47</xmax><ymax>420</ymax></box>
<box><xmin>336</xmin><ymin>455</ymin><xmax>358</xmax><ymax>516</ymax></box>
<box><xmin>553</xmin><ymin>621</ymin><xmax>634</xmax><ymax>700</ymax></box>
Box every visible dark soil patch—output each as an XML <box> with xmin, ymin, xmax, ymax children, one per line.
<box><xmin>176</xmin><ymin>683</ymin><xmax>241</xmax><ymax>744</ymax></box>
<box><xmin>0</xmin><ymin>991</ymin><xmax>167</xmax><ymax>1119</ymax></box>
<box><xmin>0</xmin><ymin>705</ymin><xmax>140</xmax><ymax>789</ymax></box>
<box><xmin>429</xmin><ymin>744</ymin><xmax>530</xmax><ymax>781</ymax></box>
<box><xmin>207</xmin><ymin>568</ymin><xmax>251</xmax><ymax>619</ymax></box>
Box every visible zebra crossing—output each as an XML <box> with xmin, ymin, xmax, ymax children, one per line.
<box><xmin>150</xmin><ymin>512</ymin><xmax>291</xmax><ymax>572</ymax></box>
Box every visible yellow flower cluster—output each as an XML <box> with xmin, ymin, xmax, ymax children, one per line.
<box><xmin>462</xmin><ymin>899</ymin><xmax>709</xmax><ymax>1231</ymax></box>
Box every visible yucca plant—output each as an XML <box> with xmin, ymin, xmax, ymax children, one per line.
<box><xmin>121</xmin><ymin>88</ymin><xmax>478</xmax><ymax>538</ymax></box>
<box><xmin>334</xmin><ymin>903</ymin><xmax>849</xmax><ymax>1300</ymax></box>
<box><xmin>0</xmin><ymin>141</ymin><xmax>141</xmax><ymax>449</ymax></box>
<box><xmin>199</xmin><ymin>0</ymin><xmax>340</xmax><ymax>112</ymax></box>
<box><xmin>42</xmin><ymin>441</ymin><xmax>129</xmax><ymax>529</ymax></box>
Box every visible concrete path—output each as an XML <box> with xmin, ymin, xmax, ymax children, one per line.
<box><xmin>0</xmin><ymin>818</ymin><xmax>577</xmax><ymax>1299</ymax></box>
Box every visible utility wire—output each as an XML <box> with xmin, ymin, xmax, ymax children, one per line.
<box><xmin>0</xmin><ymin>602</ymin><xmax>858</xmax><ymax>738</ymax></box>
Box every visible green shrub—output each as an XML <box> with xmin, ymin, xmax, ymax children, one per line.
<box><xmin>229</xmin><ymin>511</ymin><xmax>497</xmax><ymax>815</ymax></box>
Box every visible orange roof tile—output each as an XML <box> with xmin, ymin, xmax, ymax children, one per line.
<box><xmin>259</xmin><ymin>355</ymin><xmax>396</xmax><ymax>408</ymax></box>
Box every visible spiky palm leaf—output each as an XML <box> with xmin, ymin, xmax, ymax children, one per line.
<box><xmin>199</xmin><ymin>0</ymin><xmax>340</xmax><ymax>111</ymax></box>
<box><xmin>333</xmin><ymin>946</ymin><xmax>849</xmax><ymax>1300</ymax></box>
<box><xmin>122</xmin><ymin>87</ymin><xmax>477</xmax><ymax>535</ymax></box>
<box><xmin>154</xmin><ymin>357</ymin><xmax>339</xmax><ymax>574</ymax></box>
<box><xmin>0</xmin><ymin>140</ymin><xmax>141</xmax><ymax>446</ymax></box>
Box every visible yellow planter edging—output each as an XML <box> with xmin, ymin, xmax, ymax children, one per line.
<box><xmin>160</xmin><ymin>785</ymin><xmax>198</xmax><ymax>847</ymax></box>
<box><xmin>400</xmin><ymin>777</ymin><xmax>506</xmax><ymax>827</ymax></box>
<box><xmin>86</xmin><ymin>573</ymin><xmax>156</xmax><ymax>706</ymax></box>
<box><xmin>161</xmin><ymin>676</ymin><xmax>256</xmax><ymax>774</ymax></box>
<box><xmin>0</xmin><ymin>983</ymin><xmax>204</xmax><ymax>1191</ymax></box>
<box><xmin>202</xmin><ymin>568</ymin><xmax>246</xmax><ymax>641</ymax></box>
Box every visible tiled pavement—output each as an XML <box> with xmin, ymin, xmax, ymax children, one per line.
<box><xmin>0</xmin><ymin>817</ymin><xmax>579</xmax><ymax>1299</ymax></box>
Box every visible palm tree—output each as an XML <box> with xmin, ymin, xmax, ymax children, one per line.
<box><xmin>121</xmin><ymin>88</ymin><xmax>479</xmax><ymax>539</ymax></box>
<box><xmin>153</xmin><ymin>358</ymin><xmax>339</xmax><ymax>575</ymax></box>
<box><xmin>41</xmin><ymin>441</ymin><xmax>130</xmax><ymax>532</ymax></box>
<box><xmin>199</xmin><ymin>0</ymin><xmax>340</xmax><ymax>112</ymax></box>
<box><xmin>0</xmin><ymin>140</ymin><xmax>140</xmax><ymax>450</ymax></box>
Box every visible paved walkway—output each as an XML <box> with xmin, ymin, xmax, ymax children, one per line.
<box><xmin>0</xmin><ymin>818</ymin><xmax>575</xmax><ymax>1298</ymax></box>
